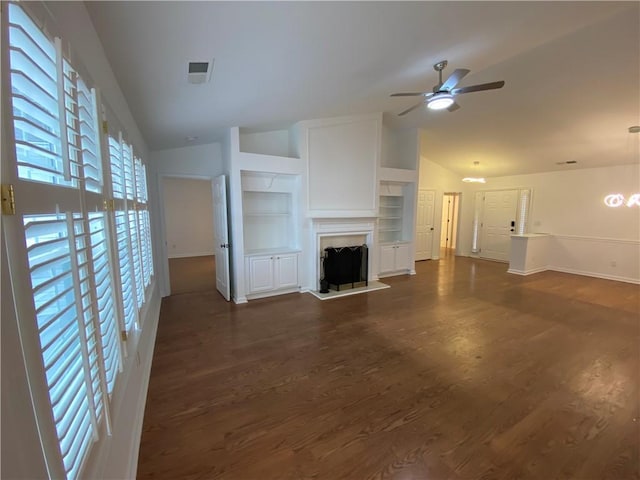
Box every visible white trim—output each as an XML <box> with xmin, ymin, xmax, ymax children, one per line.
<box><xmin>308</xmin><ymin>281</ymin><xmax>390</xmax><ymax>300</ymax></box>
<box><xmin>246</xmin><ymin>287</ymin><xmax>301</xmax><ymax>301</ymax></box>
<box><xmin>551</xmin><ymin>234</ymin><xmax>639</xmax><ymax>245</ymax></box>
<box><xmin>507</xmin><ymin>266</ymin><xmax>548</xmax><ymax>276</ymax></box>
<box><xmin>311</xmin><ymin>218</ymin><xmax>376</xmax><ymax>291</ymax></box>
<box><xmin>548</xmin><ymin>267</ymin><xmax>640</xmax><ymax>285</ymax></box>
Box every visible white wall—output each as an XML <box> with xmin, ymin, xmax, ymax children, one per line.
<box><xmin>162</xmin><ymin>178</ymin><xmax>215</xmax><ymax>258</ymax></box>
<box><xmin>419</xmin><ymin>126</ymin><xmax>639</xmax><ymax>282</ymax></box>
<box><xmin>462</xmin><ymin>163</ymin><xmax>640</xmax><ymax>282</ymax></box>
<box><xmin>1</xmin><ymin>2</ymin><xmax>162</xmax><ymax>479</ymax></box>
<box><xmin>463</xmin><ymin>164</ymin><xmax>639</xmax><ymax>240</ymax></box>
<box><xmin>239</xmin><ymin>129</ymin><xmax>292</xmax><ymax>157</ymax></box>
<box><xmin>151</xmin><ymin>142</ymin><xmax>224</xmax><ymax>177</ymax></box>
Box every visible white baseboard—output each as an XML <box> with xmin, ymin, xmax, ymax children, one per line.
<box><xmin>548</xmin><ymin>266</ymin><xmax>640</xmax><ymax>285</ymax></box>
<box><xmin>168</xmin><ymin>252</ymin><xmax>215</xmax><ymax>259</ymax></box>
<box><xmin>246</xmin><ymin>287</ymin><xmax>301</xmax><ymax>301</ymax></box>
<box><xmin>507</xmin><ymin>266</ymin><xmax>548</xmax><ymax>276</ymax></box>
<box><xmin>233</xmin><ymin>295</ymin><xmax>248</xmax><ymax>304</ymax></box>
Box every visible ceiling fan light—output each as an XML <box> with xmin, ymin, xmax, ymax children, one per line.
<box><xmin>427</xmin><ymin>93</ymin><xmax>454</xmax><ymax>110</ymax></box>
<box><xmin>462</xmin><ymin>177</ymin><xmax>486</xmax><ymax>183</ymax></box>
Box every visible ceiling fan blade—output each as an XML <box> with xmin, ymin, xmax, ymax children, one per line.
<box><xmin>440</xmin><ymin>68</ymin><xmax>470</xmax><ymax>91</ymax></box>
<box><xmin>452</xmin><ymin>80</ymin><xmax>505</xmax><ymax>95</ymax></box>
<box><xmin>447</xmin><ymin>102</ymin><xmax>460</xmax><ymax>112</ymax></box>
<box><xmin>398</xmin><ymin>102</ymin><xmax>424</xmax><ymax>116</ymax></box>
<box><xmin>390</xmin><ymin>92</ymin><xmax>430</xmax><ymax>97</ymax></box>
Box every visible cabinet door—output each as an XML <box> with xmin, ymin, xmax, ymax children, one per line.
<box><xmin>379</xmin><ymin>245</ymin><xmax>396</xmax><ymax>273</ymax></box>
<box><xmin>275</xmin><ymin>254</ymin><xmax>298</xmax><ymax>289</ymax></box>
<box><xmin>247</xmin><ymin>256</ymin><xmax>275</xmax><ymax>293</ymax></box>
<box><xmin>395</xmin><ymin>243</ymin><xmax>410</xmax><ymax>271</ymax></box>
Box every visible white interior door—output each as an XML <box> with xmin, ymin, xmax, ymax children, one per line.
<box><xmin>480</xmin><ymin>190</ymin><xmax>518</xmax><ymax>262</ymax></box>
<box><xmin>213</xmin><ymin>175</ymin><xmax>230</xmax><ymax>301</ymax></box>
<box><xmin>415</xmin><ymin>189</ymin><xmax>435</xmax><ymax>260</ymax></box>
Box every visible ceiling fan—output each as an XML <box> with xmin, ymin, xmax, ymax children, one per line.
<box><xmin>391</xmin><ymin>60</ymin><xmax>505</xmax><ymax>116</ymax></box>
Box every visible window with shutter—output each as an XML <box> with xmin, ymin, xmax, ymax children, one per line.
<box><xmin>24</xmin><ymin>213</ymin><xmax>98</xmax><ymax>479</ymax></box>
<box><xmin>4</xmin><ymin>3</ymin><xmax>154</xmax><ymax>478</ymax></box>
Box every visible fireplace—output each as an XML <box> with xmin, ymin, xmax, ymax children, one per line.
<box><xmin>310</xmin><ymin>217</ymin><xmax>377</xmax><ymax>292</ymax></box>
<box><xmin>322</xmin><ymin>245</ymin><xmax>368</xmax><ymax>291</ymax></box>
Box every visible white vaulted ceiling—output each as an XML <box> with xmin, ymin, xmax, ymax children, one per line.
<box><xmin>84</xmin><ymin>1</ymin><xmax>639</xmax><ymax>177</ymax></box>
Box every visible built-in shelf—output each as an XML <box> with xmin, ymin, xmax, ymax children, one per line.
<box><xmin>378</xmin><ymin>193</ymin><xmax>405</xmax><ymax>243</ymax></box>
<box><xmin>242</xmin><ymin>174</ymin><xmax>298</xmax><ymax>254</ymax></box>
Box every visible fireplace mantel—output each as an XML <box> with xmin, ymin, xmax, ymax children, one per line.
<box><xmin>310</xmin><ymin>217</ymin><xmax>378</xmax><ymax>291</ymax></box>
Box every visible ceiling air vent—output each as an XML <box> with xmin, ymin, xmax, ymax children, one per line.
<box><xmin>187</xmin><ymin>60</ymin><xmax>214</xmax><ymax>84</ymax></box>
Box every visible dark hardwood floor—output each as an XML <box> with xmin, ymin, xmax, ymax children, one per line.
<box><xmin>138</xmin><ymin>256</ymin><xmax>640</xmax><ymax>479</ymax></box>
<box><xmin>168</xmin><ymin>255</ymin><xmax>216</xmax><ymax>295</ymax></box>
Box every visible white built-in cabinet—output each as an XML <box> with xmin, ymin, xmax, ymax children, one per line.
<box><xmin>379</xmin><ymin>243</ymin><xmax>410</xmax><ymax>274</ymax></box>
<box><xmin>241</xmin><ymin>170</ymin><xmax>301</xmax><ymax>300</ymax></box>
<box><xmin>245</xmin><ymin>252</ymin><xmax>299</xmax><ymax>295</ymax></box>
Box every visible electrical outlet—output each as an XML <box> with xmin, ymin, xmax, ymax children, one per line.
<box><xmin>610</xmin><ymin>260</ymin><xmax>617</xmax><ymax>268</ymax></box>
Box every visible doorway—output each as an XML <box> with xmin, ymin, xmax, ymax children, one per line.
<box><xmin>415</xmin><ymin>189</ymin><xmax>436</xmax><ymax>260</ymax></box>
<box><xmin>440</xmin><ymin>192</ymin><xmax>460</xmax><ymax>256</ymax></box>
<box><xmin>479</xmin><ymin>189</ymin><xmax>518</xmax><ymax>262</ymax></box>
<box><xmin>161</xmin><ymin>176</ymin><xmax>216</xmax><ymax>295</ymax></box>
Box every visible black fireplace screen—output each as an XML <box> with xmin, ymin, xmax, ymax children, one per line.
<box><xmin>322</xmin><ymin>244</ymin><xmax>368</xmax><ymax>291</ymax></box>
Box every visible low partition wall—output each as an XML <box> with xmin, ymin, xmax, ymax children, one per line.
<box><xmin>508</xmin><ymin>234</ymin><xmax>640</xmax><ymax>284</ymax></box>
<box><xmin>549</xmin><ymin>235</ymin><xmax>639</xmax><ymax>284</ymax></box>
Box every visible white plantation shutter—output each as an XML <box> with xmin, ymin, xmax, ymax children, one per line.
<box><xmin>24</xmin><ymin>213</ymin><xmax>97</xmax><ymax>479</ymax></box>
<box><xmin>4</xmin><ymin>3</ymin><xmax>154</xmax><ymax>478</ymax></box>
<box><xmin>8</xmin><ymin>5</ymin><xmax>70</xmax><ymax>186</ymax></box>
<box><xmin>115</xmin><ymin>210</ymin><xmax>137</xmax><ymax>331</ymax></box>
<box><xmin>129</xmin><ymin>209</ymin><xmax>145</xmax><ymax>309</ymax></box>
<box><xmin>108</xmin><ymin>136</ymin><xmax>125</xmax><ymax>199</ymax></box>
<box><xmin>77</xmin><ymin>78</ymin><xmax>102</xmax><ymax>193</ymax></box>
<box><xmin>139</xmin><ymin>210</ymin><xmax>153</xmax><ymax>287</ymax></box>
<box><xmin>88</xmin><ymin>213</ymin><xmax>122</xmax><ymax>395</ymax></box>
<box><xmin>122</xmin><ymin>142</ymin><xmax>144</xmax><ymax>309</ymax></box>
<box><xmin>109</xmin><ymin>136</ymin><xmax>138</xmax><ymax>331</ymax></box>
